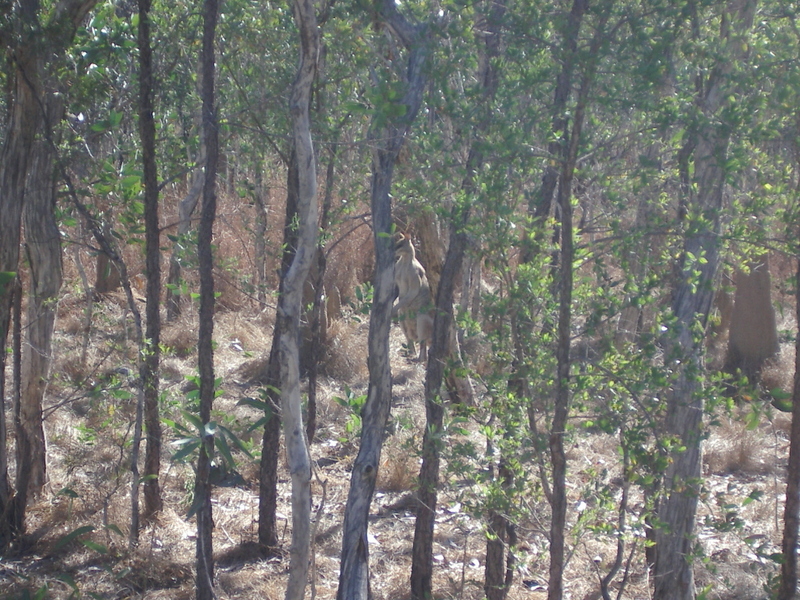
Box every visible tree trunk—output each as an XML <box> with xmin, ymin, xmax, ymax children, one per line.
<box><xmin>165</xmin><ymin>162</ymin><xmax>204</xmax><ymax>321</ymax></box>
<box><xmin>280</xmin><ymin>1</ymin><xmax>319</xmax><ymax>599</ymax></box>
<box><xmin>306</xmin><ymin>152</ymin><xmax>337</xmax><ymax>444</ymax></box>
<box><xmin>253</xmin><ymin>168</ymin><xmax>269</xmax><ymax>306</ymax></box>
<box><xmin>522</xmin><ymin>0</ymin><xmax>587</xmax><ymax>265</ymax></box>
<box><xmin>652</xmin><ymin>3</ymin><xmax>756</xmax><ymax>599</ymax></box>
<box><xmin>0</xmin><ymin>277</ymin><xmax>20</xmax><ymax>543</ymax></box>
<box><xmin>778</xmin><ymin>246</ymin><xmax>800</xmax><ymax>599</ymax></box>
<box><xmin>411</xmin><ymin>205</ymin><xmax>465</xmax><ymax>600</ymax></box>
<box><xmin>17</xmin><ymin>95</ymin><xmax>64</xmax><ymax>513</ymax></box>
<box><xmin>547</xmin><ymin>9</ymin><xmax>608</xmax><ymax>597</ymax></box>
<box><xmin>337</xmin><ymin>141</ymin><xmax>396</xmax><ymax>600</ymax></box>
<box><xmin>337</xmin><ymin>5</ymin><xmax>428</xmax><ymax>598</ymax></box>
<box><xmin>258</xmin><ymin>337</ymin><xmax>282</xmax><ymax>551</ymax></box>
<box><xmin>194</xmin><ymin>0</ymin><xmax>219</xmax><ymax>596</ymax></box>
<box><xmin>0</xmin><ymin>0</ymin><xmax>98</xmax><ymax>548</ymax></box>
<box><xmin>137</xmin><ymin>0</ymin><xmax>162</xmax><ymax>521</ymax></box>
<box><xmin>0</xmin><ymin>17</ymin><xmax>41</xmax><ymax>549</ymax></box>
<box><xmin>258</xmin><ymin>148</ymin><xmax>300</xmax><ymax>552</ymax></box>
<box><xmin>410</xmin><ymin>1</ymin><xmax>504</xmax><ymax>597</ymax></box>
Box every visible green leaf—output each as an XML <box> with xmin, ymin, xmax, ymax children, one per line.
<box><xmin>182</xmin><ymin>410</ymin><xmax>203</xmax><ymax>431</ymax></box>
<box><xmin>57</xmin><ymin>487</ymin><xmax>79</xmax><ymax>499</ymax></box>
<box><xmin>81</xmin><ymin>539</ymin><xmax>108</xmax><ymax>554</ymax></box>
<box><xmin>108</xmin><ymin>110</ymin><xmax>123</xmax><ymax>128</ymax></box>
<box><xmin>53</xmin><ymin>525</ymin><xmax>95</xmax><ymax>552</ymax></box>
<box><xmin>238</xmin><ymin>396</ymin><xmax>269</xmax><ymax>411</ymax></box>
<box><xmin>0</xmin><ymin>271</ymin><xmax>16</xmax><ymax>296</ymax></box>
<box><xmin>215</xmin><ymin>433</ymin><xmax>236</xmax><ymax>468</ymax></box>
<box><xmin>32</xmin><ymin>585</ymin><xmax>49</xmax><ymax>600</ymax></box>
<box><xmin>219</xmin><ymin>423</ymin><xmax>254</xmax><ymax>458</ymax></box>
<box><xmin>56</xmin><ymin>573</ymin><xmax>79</xmax><ymax>593</ymax></box>
<box><xmin>171</xmin><ymin>439</ymin><xmax>201</xmax><ymax>462</ymax></box>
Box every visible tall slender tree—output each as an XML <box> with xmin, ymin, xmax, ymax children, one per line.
<box><xmin>137</xmin><ymin>0</ymin><xmax>163</xmax><ymax>522</ymax></box>
<box><xmin>410</xmin><ymin>1</ymin><xmax>506</xmax><ymax>598</ymax></box>
<box><xmin>337</xmin><ymin>3</ymin><xmax>428</xmax><ymax>599</ymax></box>
<box><xmin>280</xmin><ymin>0</ymin><xmax>320</xmax><ymax>597</ymax></box>
<box><xmin>653</xmin><ymin>2</ymin><xmax>757</xmax><ymax>598</ymax></box>
<box><xmin>194</xmin><ymin>0</ymin><xmax>220</xmax><ymax>595</ymax></box>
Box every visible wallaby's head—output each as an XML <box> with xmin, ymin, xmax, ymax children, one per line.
<box><xmin>394</xmin><ymin>232</ymin><xmax>415</xmax><ymax>259</ymax></box>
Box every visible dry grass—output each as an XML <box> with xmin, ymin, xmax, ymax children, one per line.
<box><xmin>6</xmin><ymin>295</ymin><xmax>790</xmax><ymax>600</ymax></box>
<box><xmin>2</xmin><ymin>190</ymin><xmax>795</xmax><ymax>600</ymax></box>
<box><xmin>321</xmin><ymin>319</ymin><xmax>370</xmax><ymax>382</ymax></box>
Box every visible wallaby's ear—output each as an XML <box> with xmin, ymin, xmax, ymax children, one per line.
<box><xmin>394</xmin><ymin>232</ymin><xmax>408</xmax><ymax>250</ymax></box>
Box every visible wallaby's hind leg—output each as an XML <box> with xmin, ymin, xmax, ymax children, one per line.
<box><xmin>416</xmin><ymin>311</ymin><xmax>433</xmax><ymax>363</ymax></box>
<box><xmin>399</xmin><ymin>310</ymin><xmax>417</xmax><ymax>357</ymax></box>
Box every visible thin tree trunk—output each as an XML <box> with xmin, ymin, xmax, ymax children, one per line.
<box><xmin>778</xmin><ymin>245</ymin><xmax>800</xmax><ymax>600</ymax></box>
<box><xmin>137</xmin><ymin>0</ymin><xmax>162</xmax><ymax>521</ymax></box>
<box><xmin>410</xmin><ymin>1</ymin><xmax>504</xmax><ymax>597</ymax></box>
<box><xmin>411</xmin><ymin>207</ymin><xmax>466</xmax><ymax>600</ymax></box>
<box><xmin>306</xmin><ymin>151</ymin><xmax>336</xmax><ymax>444</ymax></box>
<box><xmin>258</xmin><ymin>335</ymin><xmax>282</xmax><ymax>551</ymax></box>
<box><xmin>0</xmin><ymin>7</ymin><xmax>41</xmax><ymax>548</ymax></box>
<box><xmin>511</xmin><ymin>7</ymin><xmax>586</xmax><ymax>568</ymax></box>
<box><xmin>194</xmin><ymin>0</ymin><xmax>219</xmax><ymax>596</ymax></box>
<box><xmin>253</xmin><ymin>168</ymin><xmax>269</xmax><ymax>306</ymax></box>
<box><xmin>776</xmin><ymin>112</ymin><xmax>800</xmax><ymax>600</ymax></box>
<box><xmin>547</xmin><ymin>90</ymin><xmax>578</xmax><ymax>600</ymax></box>
<box><xmin>258</xmin><ymin>150</ymin><xmax>300</xmax><ymax>552</ymax></box>
<box><xmin>653</xmin><ymin>3</ymin><xmax>756</xmax><ymax>599</ymax></box>
<box><xmin>336</xmin><ymin>144</ymin><xmax>396</xmax><ymax>600</ymax></box>
<box><xmin>547</xmin><ymin>10</ymin><xmax>608</xmax><ymax>596</ymax></box>
<box><xmin>522</xmin><ymin>0</ymin><xmax>587</xmax><ymax>264</ymax></box>
<box><xmin>337</xmin><ymin>6</ymin><xmax>428</xmax><ymax>598</ymax></box>
<box><xmin>166</xmin><ymin>167</ymin><xmax>204</xmax><ymax>321</ymax></box>
<box><xmin>280</xmin><ymin>1</ymin><xmax>319</xmax><ymax>599</ymax></box>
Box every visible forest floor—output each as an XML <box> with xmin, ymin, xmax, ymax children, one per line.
<box><xmin>0</xmin><ymin>285</ymin><xmax>793</xmax><ymax>600</ymax></box>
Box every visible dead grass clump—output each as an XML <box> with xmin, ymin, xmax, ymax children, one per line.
<box><xmin>161</xmin><ymin>357</ymin><xmax>187</xmax><ymax>381</ymax></box>
<box><xmin>323</xmin><ymin>222</ymin><xmax>373</xmax><ymax>321</ymax></box>
<box><xmin>321</xmin><ymin>319</ymin><xmax>368</xmax><ymax>382</ymax></box>
<box><xmin>57</xmin><ymin>354</ymin><xmax>90</xmax><ymax>385</ymax></box>
<box><xmin>60</xmin><ymin>312</ymin><xmax>86</xmax><ymax>336</ymax></box>
<box><xmin>235</xmin><ymin>356</ymin><xmax>271</xmax><ymax>384</ymax></box>
<box><xmin>705</xmin><ymin>417</ymin><xmax>769</xmax><ymax>476</ymax></box>
<box><xmin>760</xmin><ymin>350</ymin><xmax>794</xmax><ymax>398</ymax></box>
<box><xmin>162</xmin><ymin>318</ymin><xmax>198</xmax><ymax>358</ymax></box>
<box><xmin>217</xmin><ymin>312</ymin><xmax>270</xmax><ymax>351</ymax></box>
<box><xmin>377</xmin><ymin>446</ymin><xmax>418</xmax><ymax>492</ymax></box>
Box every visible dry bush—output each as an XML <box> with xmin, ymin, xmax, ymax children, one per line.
<box><xmin>321</xmin><ymin>319</ymin><xmax>369</xmax><ymax>382</ymax></box>
<box><xmin>377</xmin><ymin>440</ymin><xmax>418</xmax><ymax>493</ymax></box>
<box><xmin>162</xmin><ymin>316</ymin><xmax>199</xmax><ymax>358</ymax></box>
<box><xmin>215</xmin><ymin>311</ymin><xmax>271</xmax><ymax>354</ymax></box>
<box><xmin>705</xmin><ymin>417</ymin><xmax>772</xmax><ymax>476</ymax></box>
<box><xmin>323</xmin><ymin>221</ymin><xmax>373</xmax><ymax>321</ymax></box>
<box><xmin>57</xmin><ymin>353</ymin><xmax>90</xmax><ymax>385</ymax></box>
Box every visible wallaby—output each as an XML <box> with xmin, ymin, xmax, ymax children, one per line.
<box><xmin>393</xmin><ymin>233</ymin><xmax>434</xmax><ymax>362</ymax></box>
